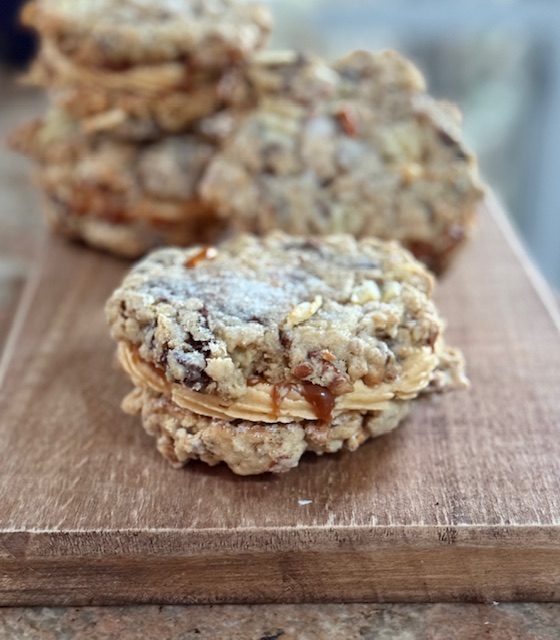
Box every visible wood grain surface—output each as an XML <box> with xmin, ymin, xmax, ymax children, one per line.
<box><xmin>1</xmin><ymin>198</ymin><xmax>560</xmax><ymax>605</ymax></box>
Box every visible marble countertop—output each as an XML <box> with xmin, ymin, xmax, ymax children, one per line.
<box><xmin>2</xmin><ymin>74</ymin><xmax>560</xmax><ymax>640</ymax></box>
<box><xmin>2</xmin><ymin>603</ymin><xmax>560</xmax><ymax>639</ymax></box>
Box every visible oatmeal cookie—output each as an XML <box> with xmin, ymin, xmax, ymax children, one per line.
<box><xmin>106</xmin><ymin>232</ymin><xmax>467</xmax><ymax>474</ymax></box>
<box><xmin>22</xmin><ymin>0</ymin><xmax>272</xmax><ymax>69</ymax></box>
<box><xmin>200</xmin><ymin>49</ymin><xmax>485</xmax><ymax>273</ymax></box>
<box><xmin>20</xmin><ymin>0</ymin><xmax>271</xmax><ymax>139</ymax></box>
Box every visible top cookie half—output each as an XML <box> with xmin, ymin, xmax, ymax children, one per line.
<box><xmin>106</xmin><ymin>233</ymin><xmax>465</xmax><ymax>419</ymax></box>
<box><xmin>22</xmin><ymin>0</ymin><xmax>272</xmax><ymax>69</ymax></box>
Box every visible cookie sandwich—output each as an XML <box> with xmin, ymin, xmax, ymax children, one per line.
<box><xmin>106</xmin><ymin>232</ymin><xmax>467</xmax><ymax>475</ymax></box>
<box><xmin>10</xmin><ymin>110</ymin><xmax>224</xmax><ymax>258</ymax></box>
<box><xmin>201</xmin><ymin>50</ymin><xmax>485</xmax><ymax>273</ymax></box>
<box><xmin>21</xmin><ymin>0</ymin><xmax>272</xmax><ymax>140</ymax></box>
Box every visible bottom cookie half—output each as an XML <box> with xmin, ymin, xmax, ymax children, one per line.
<box><xmin>123</xmin><ymin>386</ymin><xmax>410</xmax><ymax>475</ymax></box>
<box><xmin>43</xmin><ymin>199</ymin><xmax>226</xmax><ymax>259</ymax></box>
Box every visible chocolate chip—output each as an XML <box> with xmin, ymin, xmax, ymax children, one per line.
<box><xmin>279</xmin><ymin>330</ymin><xmax>292</xmax><ymax>349</ymax></box>
<box><xmin>175</xmin><ymin>351</ymin><xmax>211</xmax><ymax>388</ymax></box>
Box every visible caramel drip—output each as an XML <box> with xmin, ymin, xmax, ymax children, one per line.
<box><xmin>271</xmin><ymin>383</ymin><xmax>294</xmax><ymax>419</ymax></box>
<box><xmin>300</xmin><ymin>384</ymin><xmax>336</xmax><ymax>423</ymax></box>
<box><xmin>185</xmin><ymin>246</ymin><xmax>217</xmax><ymax>268</ymax></box>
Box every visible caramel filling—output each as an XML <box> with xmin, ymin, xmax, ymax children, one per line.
<box><xmin>118</xmin><ymin>342</ymin><xmax>438</xmax><ymax>424</ymax></box>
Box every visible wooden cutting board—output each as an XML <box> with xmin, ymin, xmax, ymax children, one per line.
<box><xmin>1</xmin><ymin>197</ymin><xmax>560</xmax><ymax>606</ymax></box>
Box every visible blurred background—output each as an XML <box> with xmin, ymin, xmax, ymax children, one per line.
<box><xmin>1</xmin><ymin>0</ymin><xmax>559</xmax><ymax>288</ymax></box>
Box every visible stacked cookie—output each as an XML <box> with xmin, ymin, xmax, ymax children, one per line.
<box><xmin>11</xmin><ymin>0</ymin><xmax>272</xmax><ymax>257</ymax></box>
<box><xmin>10</xmin><ymin>109</ymin><xmax>227</xmax><ymax>257</ymax></box>
<box><xmin>12</xmin><ymin>4</ymin><xmax>483</xmax><ymax>474</ymax></box>
<box><xmin>12</xmin><ymin>2</ymin><xmax>484</xmax><ymax>269</ymax></box>
<box><xmin>21</xmin><ymin>0</ymin><xmax>272</xmax><ymax>140</ymax></box>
